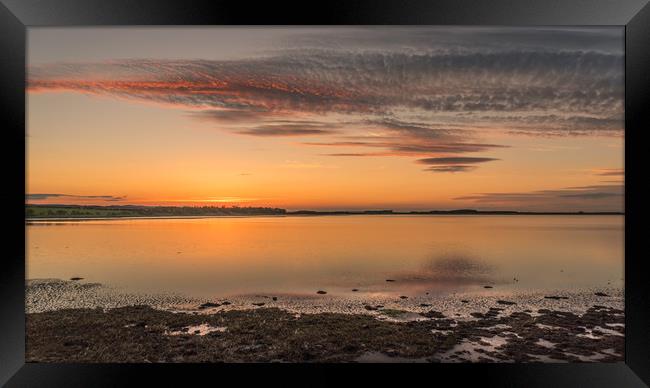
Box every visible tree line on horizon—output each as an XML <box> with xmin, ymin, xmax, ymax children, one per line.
<box><xmin>25</xmin><ymin>204</ymin><xmax>287</xmax><ymax>218</ymax></box>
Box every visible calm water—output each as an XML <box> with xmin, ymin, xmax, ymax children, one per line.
<box><xmin>26</xmin><ymin>215</ymin><xmax>624</xmax><ymax>297</ymax></box>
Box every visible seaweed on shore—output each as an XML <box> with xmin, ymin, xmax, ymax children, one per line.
<box><xmin>26</xmin><ymin>304</ymin><xmax>624</xmax><ymax>363</ymax></box>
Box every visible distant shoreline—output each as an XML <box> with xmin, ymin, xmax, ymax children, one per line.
<box><xmin>25</xmin><ymin>204</ymin><xmax>623</xmax><ymax>220</ymax></box>
<box><xmin>25</xmin><ymin>212</ymin><xmax>624</xmax><ymax>222</ymax></box>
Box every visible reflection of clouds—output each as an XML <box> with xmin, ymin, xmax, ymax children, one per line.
<box><xmin>395</xmin><ymin>253</ymin><xmax>496</xmax><ymax>285</ymax></box>
<box><xmin>424</xmin><ymin>254</ymin><xmax>494</xmax><ymax>281</ymax></box>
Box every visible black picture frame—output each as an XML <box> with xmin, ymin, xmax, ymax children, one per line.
<box><xmin>1</xmin><ymin>0</ymin><xmax>649</xmax><ymax>386</ymax></box>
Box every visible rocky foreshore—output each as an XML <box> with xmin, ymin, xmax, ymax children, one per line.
<box><xmin>26</xmin><ymin>279</ymin><xmax>624</xmax><ymax>363</ymax></box>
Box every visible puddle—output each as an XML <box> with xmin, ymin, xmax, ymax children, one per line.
<box><xmin>166</xmin><ymin>323</ymin><xmax>227</xmax><ymax>336</ymax></box>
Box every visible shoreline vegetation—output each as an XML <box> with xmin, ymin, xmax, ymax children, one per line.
<box><xmin>25</xmin><ymin>204</ymin><xmax>624</xmax><ymax>220</ymax></box>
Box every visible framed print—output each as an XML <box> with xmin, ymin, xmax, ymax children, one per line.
<box><xmin>1</xmin><ymin>0</ymin><xmax>649</xmax><ymax>386</ymax></box>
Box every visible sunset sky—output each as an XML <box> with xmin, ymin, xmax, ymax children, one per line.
<box><xmin>26</xmin><ymin>27</ymin><xmax>624</xmax><ymax>212</ymax></box>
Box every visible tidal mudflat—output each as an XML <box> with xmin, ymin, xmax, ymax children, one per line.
<box><xmin>26</xmin><ymin>279</ymin><xmax>623</xmax><ymax>363</ymax></box>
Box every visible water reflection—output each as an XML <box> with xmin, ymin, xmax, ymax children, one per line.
<box><xmin>26</xmin><ymin>215</ymin><xmax>624</xmax><ymax>297</ymax></box>
<box><xmin>422</xmin><ymin>254</ymin><xmax>494</xmax><ymax>283</ymax></box>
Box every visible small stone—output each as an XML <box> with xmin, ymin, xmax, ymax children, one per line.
<box><xmin>316</xmin><ymin>290</ymin><xmax>327</xmax><ymax>295</ymax></box>
<box><xmin>594</xmin><ymin>292</ymin><xmax>609</xmax><ymax>297</ymax></box>
<box><xmin>351</xmin><ymin>289</ymin><xmax>359</xmax><ymax>292</ymax></box>
<box><xmin>483</xmin><ymin>285</ymin><xmax>493</xmax><ymax>289</ymax></box>
<box><xmin>69</xmin><ymin>277</ymin><xmax>83</xmax><ymax>281</ymax></box>
<box><xmin>497</xmin><ymin>300</ymin><xmax>516</xmax><ymax>306</ymax></box>
<box><xmin>272</xmin><ymin>297</ymin><xmax>277</xmax><ymax>301</ymax></box>
<box><xmin>198</xmin><ymin>302</ymin><xmax>220</xmax><ymax>309</ymax></box>
<box><xmin>385</xmin><ymin>279</ymin><xmax>396</xmax><ymax>282</ymax></box>
<box><xmin>252</xmin><ymin>302</ymin><xmax>265</xmax><ymax>306</ymax></box>
<box><xmin>399</xmin><ymin>295</ymin><xmax>408</xmax><ymax>299</ymax></box>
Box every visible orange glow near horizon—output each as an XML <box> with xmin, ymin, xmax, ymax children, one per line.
<box><xmin>26</xmin><ymin>27</ymin><xmax>624</xmax><ymax>212</ymax></box>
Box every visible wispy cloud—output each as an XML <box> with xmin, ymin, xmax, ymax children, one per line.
<box><xmin>238</xmin><ymin>123</ymin><xmax>339</xmax><ymax>137</ymax></box>
<box><xmin>417</xmin><ymin>157</ymin><xmax>499</xmax><ymax>165</ymax></box>
<box><xmin>156</xmin><ymin>196</ymin><xmax>260</xmax><ymax>203</ymax></box>
<box><xmin>28</xmin><ymin>51</ymin><xmax>623</xmax><ymax>133</ymax></box>
<box><xmin>593</xmin><ymin>168</ymin><xmax>624</xmax><ymax>176</ymax></box>
<box><xmin>455</xmin><ymin>184</ymin><xmax>624</xmax><ymax>211</ymax></box>
<box><xmin>425</xmin><ymin>165</ymin><xmax>478</xmax><ymax>173</ymax></box>
<box><xmin>26</xmin><ymin>193</ymin><xmax>126</xmax><ymax>202</ymax></box>
<box><xmin>415</xmin><ymin>156</ymin><xmax>499</xmax><ymax>173</ymax></box>
<box><xmin>27</xmin><ymin>27</ymin><xmax>623</xmax><ymax>173</ymax></box>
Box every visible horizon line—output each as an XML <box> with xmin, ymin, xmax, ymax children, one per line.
<box><xmin>25</xmin><ymin>203</ymin><xmax>624</xmax><ymax>215</ymax></box>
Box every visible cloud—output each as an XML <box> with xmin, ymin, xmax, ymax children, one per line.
<box><xmin>190</xmin><ymin>108</ymin><xmax>277</xmax><ymax>123</ymax></box>
<box><xmin>417</xmin><ymin>157</ymin><xmax>499</xmax><ymax>165</ymax></box>
<box><xmin>413</xmin><ymin>156</ymin><xmax>498</xmax><ymax>172</ymax></box>
<box><xmin>594</xmin><ymin>168</ymin><xmax>624</xmax><ymax>176</ymax></box>
<box><xmin>454</xmin><ymin>184</ymin><xmax>623</xmax><ymax>211</ymax></box>
<box><xmin>289</xmin><ymin>27</ymin><xmax>623</xmax><ymax>56</ymax></box>
<box><xmin>322</xmin><ymin>153</ymin><xmax>376</xmax><ymax>157</ymax></box>
<box><xmin>558</xmin><ymin>192</ymin><xmax>621</xmax><ymax>199</ymax></box>
<box><xmin>28</xmin><ymin>51</ymin><xmax>623</xmax><ymax>137</ymax></box>
<box><xmin>424</xmin><ymin>165</ymin><xmax>477</xmax><ymax>173</ymax></box>
<box><xmin>26</xmin><ymin>193</ymin><xmax>126</xmax><ymax>202</ymax></box>
<box><xmin>238</xmin><ymin>123</ymin><xmax>338</xmax><ymax>137</ymax></box>
<box><xmin>27</xmin><ymin>27</ymin><xmax>623</xmax><ymax>173</ymax></box>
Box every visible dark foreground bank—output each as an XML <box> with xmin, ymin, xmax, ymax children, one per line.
<box><xmin>26</xmin><ymin>304</ymin><xmax>624</xmax><ymax>363</ymax></box>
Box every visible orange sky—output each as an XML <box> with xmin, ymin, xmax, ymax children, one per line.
<box><xmin>26</xmin><ymin>27</ymin><xmax>624</xmax><ymax>212</ymax></box>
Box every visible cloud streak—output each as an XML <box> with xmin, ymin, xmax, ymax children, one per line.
<box><xmin>26</xmin><ymin>193</ymin><xmax>126</xmax><ymax>202</ymax></box>
<box><xmin>417</xmin><ymin>157</ymin><xmax>499</xmax><ymax>165</ymax></box>
<box><xmin>27</xmin><ymin>27</ymin><xmax>623</xmax><ymax>173</ymax></box>
<box><xmin>455</xmin><ymin>184</ymin><xmax>623</xmax><ymax>211</ymax></box>
<box><xmin>239</xmin><ymin>123</ymin><xmax>338</xmax><ymax>137</ymax></box>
